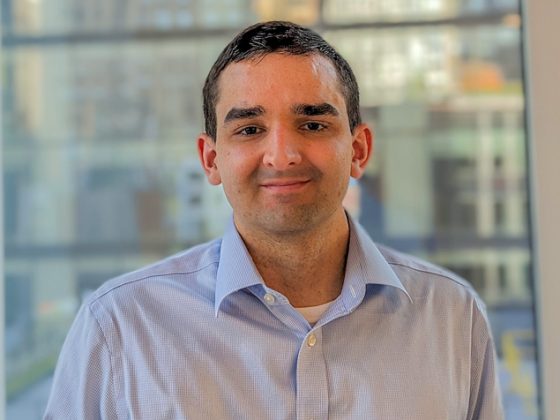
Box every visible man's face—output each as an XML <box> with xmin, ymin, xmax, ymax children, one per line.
<box><xmin>198</xmin><ymin>53</ymin><xmax>371</xmax><ymax>237</ymax></box>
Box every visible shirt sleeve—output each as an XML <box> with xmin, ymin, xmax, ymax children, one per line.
<box><xmin>43</xmin><ymin>302</ymin><xmax>119</xmax><ymax>420</ymax></box>
<box><xmin>467</xmin><ymin>298</ymin><xmax>505</xmax><ymax>420</ymax></box>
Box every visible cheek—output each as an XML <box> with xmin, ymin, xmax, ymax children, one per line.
<box><xmin>330</xmin><ymin>146</ymin><xmax>354</xmax><ymax>190</ymax></box>
<box><xmin>331</xmin><ymin>143</ymin><xmax>354</xmax><ymax>172</ymax></box>
<box><xmin>215</xmin><ymin>150</ymin><xmax>236</xmax><ymax>177</ymax></box>
<box><xmin>216</xmin><ymin>150</ymin><xmax>256</xmax><ymax>187</ymax></box>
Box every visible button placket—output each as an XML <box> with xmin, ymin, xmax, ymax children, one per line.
<box><xmin>296</xmin><ymin>328</ymin><xmax>328</xmax><ymax>420</ymax></box>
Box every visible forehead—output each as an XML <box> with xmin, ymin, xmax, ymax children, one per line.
<box><xmin>215</xmin><ymin>53</ymin><xmax>345</xmax><ymax>116</ymax></box>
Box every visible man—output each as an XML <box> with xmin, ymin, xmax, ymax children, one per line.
<box><xmin>45</xmin><ymin>21</ymin><xmax>504</xmax><ymax>419</ymax></box>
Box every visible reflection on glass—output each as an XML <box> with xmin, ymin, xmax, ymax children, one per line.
<box><xmin>6</xmin><ymin>0</ymin><xmax>257</xmax><ymax>35</ymax></box>
<box><xmin>3</xmin><ymin>0</ymin><xmax>538</xmax><ymax>418</ymax></box>
<box><xmin>323</xmin><ymin>0</ymin><xmax>520</xmax><ymax>23</ymax></box>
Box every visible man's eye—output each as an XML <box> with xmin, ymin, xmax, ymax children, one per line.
<box><xmin>237</xmin><ymin>126</ymin><xmax>261</xmax><ymax>136</ymax></box>
<box><xmin>302</xmin><ymin>122</ymin><xmax>327</xmax><ymax>131</ymax></box>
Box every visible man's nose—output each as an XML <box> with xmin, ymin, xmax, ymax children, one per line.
<box><xmin>262</xmin><ymin>127</ymin><xmax>302</xmax><ymax>170</ymax></box>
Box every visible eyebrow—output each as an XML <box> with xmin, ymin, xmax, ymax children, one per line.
<box><xmin>224</xmin><ymin>106</ymin><xmax>265</xmax><ymax>124</ymax></box>
<box><xmin>292</xmin><ymin>103</ymin><xmax>339</xmax><ymax>117</ymax></box>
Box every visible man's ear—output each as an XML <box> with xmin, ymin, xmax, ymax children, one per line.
<box><xmin>350</xmin><ymin>123</ymin><xmax>373</xmax><ymax>179</ymax></box>
<box><xmin>197</xmin><ymin>133</ymin><xmax>222</xmax><ymax>185</ymax></box>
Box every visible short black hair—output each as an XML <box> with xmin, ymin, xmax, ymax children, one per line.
<box><xmin>202</xmin><ymin>21</ymin><xmax>362</xmax><ymax>139</ymax></box>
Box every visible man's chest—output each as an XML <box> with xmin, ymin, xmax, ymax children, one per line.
<box><xmin>110</xmin><ymin>300</ymin><xmax>470</xmax><ymax>420</ymax></box>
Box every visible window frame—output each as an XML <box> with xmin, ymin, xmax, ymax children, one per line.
<box><xmin>523</xmin><ymin>1</ymin><xmax>560</xmax><ymax>419</ymax></box>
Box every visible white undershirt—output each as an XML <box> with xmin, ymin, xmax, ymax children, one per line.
<box><xmin>295</xmin><ymin>300</ymin><xmax>335</xmax><ymax>325</ymax></box>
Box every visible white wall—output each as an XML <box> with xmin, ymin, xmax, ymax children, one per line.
<box><xmin>524</xmin><ymin>1</ymin><xmax>560</xmax><ymax>419</ymax></box>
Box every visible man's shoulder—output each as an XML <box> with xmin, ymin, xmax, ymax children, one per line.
<box><xmin>87</xmin><ymin>238</ymin><xmax>222</xmax><ymax>305</ymax></box>
<box><xmin>376</xmin><ymin>244</ymin><xmax>481</xmax><ymax>304</ymax></box>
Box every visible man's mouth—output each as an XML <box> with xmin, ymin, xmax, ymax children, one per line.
<box><xmin>260</xmin><ymin>179</ymin><xmax>311</xmax><ymax>192</ymax></box>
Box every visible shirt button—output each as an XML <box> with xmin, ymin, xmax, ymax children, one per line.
<box><xmin>263</xmin><ymin>293</ymin><xmax>275</xmax><ymax>304</ymax></box>
<box><xmin>307</xmin><ymin>333</ymin><xmax>317</xmax><ymax>347</ymax></box>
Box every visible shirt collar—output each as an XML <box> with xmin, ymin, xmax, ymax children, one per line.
<box><xmin>215</xmin><ymin>219</ymin><xmax>264</xmax><ymax>316</ymax></box>
<box><xmin>215</xmin><ymin>215</ymin><xmax>412</xmax><ymax>316</ymax></box>
<box><xmin>345</xmin><ymin>216</ymin><xmax>412</xmax><ymax>303</ymax></box>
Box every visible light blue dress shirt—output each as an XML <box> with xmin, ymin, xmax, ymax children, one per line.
<box><xmin>44</xmin><ymin>217</ymin><xmax>504</xmax><ymax>419</ymax></box>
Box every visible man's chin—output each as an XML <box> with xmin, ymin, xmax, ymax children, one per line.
<box><xmin>255</xmin><ymin>209</ymin><xmax>321</xmax><ymax>236</ymax></box>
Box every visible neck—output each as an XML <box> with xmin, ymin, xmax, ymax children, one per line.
<box><xmin>237</xmin><ymin>210</ymin><xmax>350</xmax><ymax>308</ymax></box>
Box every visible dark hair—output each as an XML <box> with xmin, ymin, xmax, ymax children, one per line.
<box><xmin>202</xmin><ymin>21</ymin><xmax>362</xmax><ymax>139</ymax></box>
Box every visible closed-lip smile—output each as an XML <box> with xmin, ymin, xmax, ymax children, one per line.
<box><xmin>260</xmin><ymin>178</ymin><xmax>311</xmax><ymax>191</ymax></box>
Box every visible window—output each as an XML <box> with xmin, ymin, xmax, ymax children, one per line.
<box><xmin>2</xmin><ymin>0</ymin><xmax>539</xmax><ymax>418</ymax></box>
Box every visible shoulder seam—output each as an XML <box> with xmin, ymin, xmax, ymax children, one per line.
<box><xmin>88</xmin><ymin>297</ymin><xmax>125</xmax><ymax>418</ymax></box>
<box><xmin>387</xmin><ymin>261</ymin><xmax>474</xmax><ymax>292</ymax></box>
<box><xmin>89</xmin><ymin>260</ymin><xmax>219</xmax><ymax>303</ymax></box>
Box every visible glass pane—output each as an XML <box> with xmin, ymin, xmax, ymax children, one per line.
<box><xmin>4</xmin><ymin>0</ymin><xmax>257</xmax><ymax>35</ymax></box>
<box><xmin>323</xmin><ymin>0</ymin><xmax>520</xmax><ymax>23</ymax></box>
<box><xmin>327</xmin><ymin>22</ymin><xmax>538</xmax><ymax>420</ymax></box>
<box><xmin>3</xmin><ymin>0</ymin><xmax>539</xmax><ymax>419</ymax></box>
<box><xmin>3</xmin><ymin>35</ymin><xmax>234</xmax><ymax>420</ymax></box>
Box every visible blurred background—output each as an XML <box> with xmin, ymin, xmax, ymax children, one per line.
<box><xmin>1</xmin><ymin>0</ymin><xmax>541</xmax><ymax>418</ymax></box>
